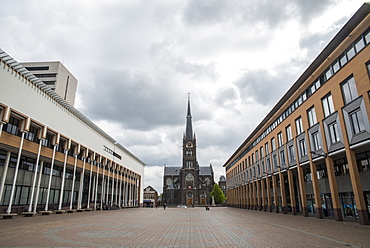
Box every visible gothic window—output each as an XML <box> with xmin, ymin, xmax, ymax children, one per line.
<box><xmin>204</xmin><ymin>177</ymin><xmax>210</xmax><ymax>186</ymax></box>
<box><xmin>185</xmin><ymin>173</ymin><xmax>194</xmax><ymax>181</ymax></box>
<box><xmin>186</xmin><ymin>149</ymin><xmax>193</xmax><ymax>156</ymax></box>
<box><xmin>186</xmin><ymin>161</ymin><xmax>193</xmax><ymax>168</ymax></box>
<box><xmin>166</xmin><ymin>178</ymin><xmax>172</xmax><ymax>185</ymax></box>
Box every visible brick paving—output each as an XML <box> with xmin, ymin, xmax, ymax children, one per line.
<box><xmin>0</xmin><ymin>207</ymin><xmax>369</xmax><ymax>247</ymax></box>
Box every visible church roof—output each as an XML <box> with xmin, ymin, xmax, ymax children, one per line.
<box><xmin>199</xmin><ymin>165</ymin><xmax>213</xmax><ymax>175</ymax></box>
<box><xmin>164</xmin><ymin>166</ymin><xmax>181</xmax><ymax>175</ymax></box>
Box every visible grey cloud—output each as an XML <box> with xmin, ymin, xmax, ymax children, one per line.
<box><xmin>234</xmin><ymin>69</ymin><xmax>293</xmax><ymax>106</ymax></box>
<box><xmin>80</xmin><ymin>69</ymin><xmax>184</xmax><ymax>131</ymax></box>
<box><xmin>182</xmin><ymin>0</ymin><xmax>337</xmax><ymax>28</ymax></box>
<box><xmin>299</xmin><ymin>16</ymin><xmax>347</xmax><ymax>59</ymax></box>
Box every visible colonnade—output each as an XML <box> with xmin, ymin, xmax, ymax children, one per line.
<box><xmin>0</xmin><ymin>105</ymin><xmax>141</xmax><ymax>216</ymax></box>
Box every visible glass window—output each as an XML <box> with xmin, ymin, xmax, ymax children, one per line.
<box><xmin>339</xmin><ymin>53</ymin><xmax>348</xmax><ymax>67</ymax></box>
<box><xmin>288</xmin><ymin>145</ymin><xmax>295</xmax><ymax>162</ymax></box>
<box><xmin>366</xmin><ymin>61</ymin><xmax>370</xmax><ymax>76</ymax></box>
<box><xmin>273</xmin><ymin>154</ymin><xmax>278</xmax><ymax>169</ymax></box>
<box><xmin>312</xmin><ymin>131</ymin><xmax>322</xmax><ymax>151</ymax></box>
<box><xmin>296</xmin><ymin>117</ymin><xmax>303</xmax><ymax>135</ymax></box>
<box><xmin>267</xmin><ymin>158</ymin><xmax>271</xmax><ymax>171</ymax></box>
<box><xmin>265</xmin><ymin>142</ymin><xmax>269</xmax><ymax>155</ymax></box>
<box><xmin>332</xmin><ymin>59</ymin><xmax>340</xmax><ymax>74</ymax></box>
<box><xmin>277</xmin><ymin>132</ymin><xmax>283</xmax><ymax>147</ymax></box>
<box><xmin>341</xmin><ymin>76</ymin><xmax>358</xmax><ymax>104</ymax></box>
<box><xmin>354</xmin><ymin>37</ymin><xmax>365</xmax><ymax>53</ymax></box>
<box><xmin>299</xmin><ymin>139</ymin><xmax>307</xmax><ymax>157</ymax></box>
<box><xmin>365</xmin><ymin>28</ymin><xmax>370</xmax><ymax>44</ymax></box>
<box><xmin>325</xmin><ymin>68</ymin><xmax>333</xmax><ymax>80</ymax></box>
<box><xmin>260</xmin><ymin>147</ymin><xmax>264</xmax><ymax>158</ymax></box>
<box><xmin>349</xmin><ymin>109</ymin><xmax>365</xmax><ymax>135</ymax></box>
<box><xmin>4</xmin><ymin>116</ymin><xmax>20</xmax><ymax>136</ymax></box>
<box><xmin>280</xmin><ymin>150</ymin><xmax>286</xmax><ymax>165</ymax></box>
<box><xmin>307</xmin><ymin>106</ymin><xmax>317</xmax><ymax>127</ymax></box>
<box><xmin>346</xmin><ymin>45</ymin><xmax>355</xmax><ymax>61</ymax></box>
<box><xmin>328</xmin><ymin>121</ymin><xmax>340</xmax><ymax>144</ymax></box>
<box><xmin>322</xmin><ymin>93</ymin><xmax>335</xmax><ymax>117</ymax></box>
<box><xmin>286</xmin><ymin>125</ymin><xmax>292</xmax><ymax>141</ymax></box>
<box><xmin>271</xmin><ymin>137</ymin><xmax>276</xmax><ymax>151</ymax></box>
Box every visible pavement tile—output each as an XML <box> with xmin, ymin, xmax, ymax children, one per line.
<box><xmin>0</xmin><ymin>207</ymin><xmax>369</xmax><ymax>247</ymax></box>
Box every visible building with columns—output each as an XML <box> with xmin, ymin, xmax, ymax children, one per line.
<box><xmin>224</xmin><ymin>3</ymin><xmax>370</xmax><ymax>225</ymax></box>
<box><xmin>0</xmin><ymin>49</ymin><xmax>145</xmax><ymax>217</ymax></box>
<box><xmin>163</xmin><ymin>97</ymin><xmax>214</xmax><ymax>206</ymax></box>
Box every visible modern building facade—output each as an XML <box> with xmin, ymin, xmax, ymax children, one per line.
<box><xmin>143</xmin><ymin>185</ymin><xmax>158</xmax><ymax>207</ymax></box>
<box><xmin>0</xmin><ymin>49</ymin><xmax>145</xmax><ymax>216</ymax></box>
<box><xmin>163</xmin><ymin>97</ymin><xmax>214</xmax><ymax>206</ymax></box>
<box><xmin>223</xmin><ymin>4</ymin><xmax>370</xmax><ymax>225</ymax></box>
<box><xmin>19</xmin><ymin>61</ymin><xmax>78</xmax><ymax>106</ymax></box>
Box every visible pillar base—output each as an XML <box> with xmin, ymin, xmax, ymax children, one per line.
<box><xmin>316</xmin><ymin>207</ymin><xmax>324</xmax><ymax>219</ymax></box>
<box><xmin>22</xmin><ymin>212</ymin><xmax>36</xmax><ymax>217</ymax></box>
<box><xmin>39</xmin><ymin>211</ymin><xmax>52</xmax><ymax>215</ymax></box>
<box><xmin>292</xmin><ymin>207</ymin><xmax>297</xmax><ymax>215</ymax></box>
<box><xmin>358</xmin><ymin>209</ymin><xmax>370</xmax><ymax>225</ymax></box>
<box><xmin>283</xmin><ymin>206</ymin><xmax>288</xmax><ymax>214</ymax></box>
<box><xmin>269</xmin><ymin>205</ymin><xmax>273</xmax><ymax>212</ymax></box>
<box><xmin>302</xmin><ymin>207</ymin><xmax>309</xmax><ymax>217</ymax></box>
<box><xmin>1</xmin><ymin>213</ymin><xmax>17</xmax><ymax>219</ymax></box>
<box><xmin>275</xmin><ymin>207</ymin><xmax>279</xmax><ymax>213</ymax></box>
<box><xmin>333</xmin><ymin>208</ymin><xmax>343</xmax><ymax>221</ymax></box>
<box><xmin>67</xmin><ymin>210</ymin><xmax>76</xmax><ymax>213</ymax></box>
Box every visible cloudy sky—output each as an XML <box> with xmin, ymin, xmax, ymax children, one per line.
<box><xmin>0</xmin><ymin>0</ymin><xmax>363</xmax><ymax>193</ymax></box>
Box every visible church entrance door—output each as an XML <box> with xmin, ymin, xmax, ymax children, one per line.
<box><xmin>201</xmin><ymin>198</ymin><xmax>205</xmax><ymax>205</ymax></box>
<box><xmin>187</xmin><ymin>198</ymin><xmax>192</xmax><ymax>205</ymax></box>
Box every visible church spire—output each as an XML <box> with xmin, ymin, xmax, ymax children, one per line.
<box><xmin>185</xmin><ymin>94</ymin><xmax>194</xmax><ymax>142</ymax></box>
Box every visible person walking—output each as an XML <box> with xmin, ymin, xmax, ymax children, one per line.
<box><xmin>163</xmin><ymin>203</ymin><xmax>167</xmax><ymax>210</ymax></box>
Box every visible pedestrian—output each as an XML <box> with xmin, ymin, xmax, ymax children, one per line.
<box><xmin>164</xmin><ymin>203</ymin><xmax>167</xmax><ymax>210</ymax></box>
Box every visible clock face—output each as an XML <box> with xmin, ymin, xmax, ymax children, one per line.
<box><xmin>187</xmin><ymin>142</ymin><xmax>192</xmax><ymax>147</ymax></box>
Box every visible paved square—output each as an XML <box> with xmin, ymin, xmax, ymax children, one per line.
<box><xmin>0</xmin><ymin>207</ymin><xmax>369</xmax><ymax>247</ymax></box>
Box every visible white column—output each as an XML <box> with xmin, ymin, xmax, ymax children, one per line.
<box><xmin>27</xmin><ymin>139</ymin><xmax>43</xmax><ymax>212</ymax></box>
<box><xmin>0</xmin><ymin>151</ymin><xmax>11</xmax><ymax>205</ymax></box>
<box><xmin>78</xmin><ymin>157</ymin><xmax>86</xmax><ymax>209</ymax></box>
<box><xmin>87</xmin><ymin>159</ymin><xmax>93</xmax><ymax>209</ymax></box>
<box><xmin>124</xmin><ymin>176</ymin><xmax>128</xmax><ymax>206</ymax></box>
<box><xmin>33</xmin><ymin>161</ymin><xmax>44</xmax><ymax>212</ymax></box>
<box><xmin>6</xmin><ymin>131</ymin><xmax>26</xmax><ymax>214</ymax></box>
<box><xmin>58</xmin><ymin>149</ymin><xmax>69</xmax><ymax>210</ymax></box>
<box><xmin>119</xmin><ymin>170</ymin><xmax>123</xmax><ymax>207</ymax></box>
<box><xmin>111</xmin><ymin>169</ymin><xmax>115</xmax><ymax>206</ymax></box>
<box><xmin>101</xmin><ymin>164</ymin><xmax>105</xmax><ymax>208</ymax></box>
<box><xmin>106</xmin><ymin>167</ymin><xmax>110</xmax><ymax>205</ymax></box>
<box><xmin>128</xmin><ymin>175</ymin><xmax>132</xmax><ymax>206</ymax></box>
<box><xmin>115</xmin><ymin>171</ymin><xmax>119</xmax><ymax>205</ymax></box>
<box><xmin>69</xmin><ymin>154</ymin><xmax>78</xmax><ymax>210</ymax></box>
<box><xmin>94</xmin><ymin>163</ymin><xmax>99</xmax><ymax>210</ymax></box>
<box><xmin>44</xmin><ymin>144</ymin><xmax>57</xmax><ymax>211</ymax></box>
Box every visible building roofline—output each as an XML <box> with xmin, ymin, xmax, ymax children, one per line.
<box><xmin>223</xmin><ymin>3</ymin><xmax>370</xmax><ymax>168</ymax></box>
<box><xmin>0</xmin><ymin>48</ymin><xmax>146</xmax><ymax>167</ymax></box>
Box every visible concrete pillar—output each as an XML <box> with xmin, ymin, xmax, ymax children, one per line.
<box><xmin>287</xmin><ymin>169</ymin><xmax>297</xmax><ymax>215</ymax></box>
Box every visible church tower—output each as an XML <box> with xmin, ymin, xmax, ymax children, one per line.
<box><xmin>180</xmin><ymin>96</ymin><xmax>199</xmax><ymax>205</ymax></box>
<box><xmin>162</xmin><ymin>95</ymin><xmax>214</xmax><ymax>206</ymax></box>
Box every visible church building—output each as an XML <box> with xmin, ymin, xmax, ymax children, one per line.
<box><xmin>163</xmin><ymin>97</ymin><xmax>214</xmax><ymax>206</ymax></box>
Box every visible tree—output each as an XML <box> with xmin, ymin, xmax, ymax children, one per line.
<box><xmin>210</xmin><ymin>183</ymin><xmax>226</xmax><ymax>204</ymax></box>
